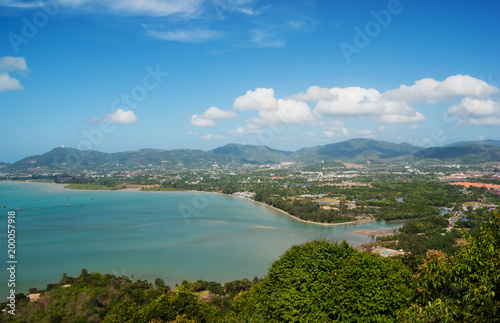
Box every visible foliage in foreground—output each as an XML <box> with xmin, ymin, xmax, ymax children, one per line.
<box><xmin>3</xmin><ymin>211</ymin><xmax>499</xmax><ymax>322</ymax></box>
<box><xmin>233</xmin><ymin>240</ymin><xmax>415</xmax><ymax>322</ymax></box>
<box><xmin>400</xmin><ymin>210</ymin><xmax>500</xmax><ymax>322</ymax></box>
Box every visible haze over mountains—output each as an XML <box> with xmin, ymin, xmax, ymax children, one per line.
<box><xmin>3</xmin><ymin>139</ymin><xmax>500</xmax><ymax>172</ymax></box>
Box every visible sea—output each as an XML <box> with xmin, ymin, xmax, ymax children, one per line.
<box><xmin>0</xmin><ymin>181</ymin><xmax>402</xmax><ymax>297</ymax></box>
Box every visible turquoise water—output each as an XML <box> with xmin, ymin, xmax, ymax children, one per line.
<box><xmin>0</xmin><ymin>181</ymin><xmax>402</xmax><ymax>297</ymax></box>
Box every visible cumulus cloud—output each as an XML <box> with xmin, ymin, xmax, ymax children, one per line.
<box><xmin>383</xmin><ymin>74</ymin><xmax>499</xmax><ymax>103</ymax></box>
<box><xmin>291</xmin><ymin>85</ymin><xmax>337</xmax><ymax>101</ymax></box>
<box><xmin>313</xmin><ymin>87</ymin><xmax>424</xmax><ymax>124</ymax></box>
<box><xmin>233</xmin><ymin>88</ymin><xmax>278</xmax><ymax>111</ymax></box>
<box><xmin>0</xmin><ymin>56</ymin><xmax>28</xmax><ymax>72</ymax></box>
<box><xmin>199</xmin><ymin>74</ymin><xmax>500</xmax><ymax>138</ymax></box>
<box><xmin>0</xmin><ymin>73</ymin><xmax>23</xmax><ymax>92</ymax></box>
<box><xmin>0</xmin><ymin>56</ymin><xmax>28</xmax><ymax>92</ymax></box>
<box><xmin>104</xmin><ymin>109</ymin><xmax>138</xmax><ymax>124</ymax></box>
<box><xmin>202</xmin><ymin>106</ymin><xmax>239</xmax><ymax>119</ymax></box>
<box><xmin>257</xmin><ymin>99</ymin><xmax>313</xmax><ymax>125</ymax></box>
<box><xmin>233</xmin><ymin>88</ymin><xmax>313</xmax><ymax>129</ymax></box>
<box><xmin>448</xmin><ymin>97</ymin><xmax>500</xmax><ymax>117</ymax></box>
<box><xmin>191</xmin><ymin>106</ymin><xmax>238</xmax><ymax>127</ymax></box>
<box><xmin>229</xmin><ymin>126</ymin><xmax>247</xmax><ymax>135</ymax></box>
<box><xmin>448</xmin><ymin>97</ymin><xmax>500</xmax><ymax>126</ymax></box>
<box><xmin>191</xmin><ymin>115</ymin><xmax>217</xmax><ymax>127</ymax></box>
<box><xmin>378</xmin><ymin>113</ymin><xmax>425</xmax><ymax>124</ymax></box>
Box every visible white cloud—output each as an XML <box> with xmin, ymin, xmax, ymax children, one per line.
<box><xmin>378</xmin><ymin>112</ymin><xmax>425</xmax><ymax>124</ymax></box>
<box><xmin>323</xmin><ymin>128</ymin><xmax>348</xmax><ymax>138</ymax></box>
<box><xmin>186</xmin><ymin>131</ymin><xmax>199</xmax><ymax>136</ymax></box>
<box><xmin>109</xmin><ymin>0</ymin><xmax>202</xmax><ymax>16</ymax></box>
<box><xmin>448</xmin><ymin>97</ymin><xmax>500</xmax><ymax>117</ymax></box>
<box><xmin>211</xmin><ymin>0</ymin><xmax>262</xmax><ymax>17</ymax></box>
<box><xmin>409</xmin><ymin>124</ymin><xmax>418</xmax><ymax>130</ymax></box>
<box><xmin>190</xmin><ymin>115</ymin><xmax>216</xmax><ymax>127</ymax></box>
<box><xmin>447</xmin><ymin>97</ymin><xmax>500</xmax><ymax>127</ymax></box>
<box><xmin>144</xmin><ymin>27</ymin><xmax>224</xmax><ymax>42</ymax></box>
<box><xmin>249</xmin><ymin>29</ymin><xmax>285</xmax><ymax>47</ymax></box>
<box><xmin>191</xmin><ymin>106</ymin><xmax>238</xmax><ymax>127</ymax></box>
<box><xmin>291</xmin><ymin>86</ymin><xmax>337</xmax><ymax>101</ymax></box>
<box><xmin>229</xmin><ymin>126</ymin><xmax>246</xmax><ymax>135</ymax></box>
<box><xmin>0</xmin><ymin>56</ymin><xmax>28</xmax><ymax>72</ymax></box>
<box><xmin>203</xmin><ymin>134</ymin><xmax>225</xmax><ymax>140</ymax></box>
<box><xmin>49</xmin><ymin>0</ymin><xmax>203</xmax><ymax>16</ymax></box>
<box><xmin>383</xmin><ymin>75</ymin><xmax>499</xmax><ymax>103</ymax></box>
<box><xmin>0</xmin><ymin>73</ymin><xmax>23</xmax><ymax>92</ymax></box>
<box><xmin>202</xmin><ymin>106</ymin><xmax>238</xmax><ymax>119</ymax></box>
<box><xmin>233</xmin><ymin>88</ymin><xmax>313</xmax><ymax>129</ymax></box>
<box><xmin>448</xmin><ymin>98</ymin><xmax>500</xmax><ymax>126</ymax></box>
<box><xmin>313</xmin><ymin>87</ymin><xmax>424</xmax><ymax>124</ymax></box>
<box><xmin>233</xmin><ymin>88</ymin><xmax>278</xmax><ymax>111</ymax></box>
<box><xmin>0</xmin><ymin>56</ymin><xmax>28</xmax><ymax>92</ymax></box>
<box><xmin>257</xmin><ymin>99</ymin><xmax>313</xmax><ymax>125</ymax></box>
<box><xmin>104</xmin><ymin>109</ymin><xmax>138</xmax><ymax>124</ymax></box>
<box><xmin>469</xmin><ymin>117</ymin><xmax>500</xmax><ymax>126</ymax></box>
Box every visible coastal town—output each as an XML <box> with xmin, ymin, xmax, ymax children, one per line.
<box><xmin>2</xmin><ymin>158</ymin><xmax>499</xmax><ymax>258</ymax></box>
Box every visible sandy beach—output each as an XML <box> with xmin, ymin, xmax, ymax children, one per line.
<box><xmin>251</xmin><ymin>199</ymin><xmax>360</xmax><ymax>227</ymax></box>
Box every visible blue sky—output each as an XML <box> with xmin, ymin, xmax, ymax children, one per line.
<box><xmin>1</xmin><ymin>0</ymin><xmax>499</xmax><ymax>162</ymax></box>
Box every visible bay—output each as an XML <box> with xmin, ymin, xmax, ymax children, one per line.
<box><xmin>0</xmin><ymin>181</ymin><xmax>401</xmax><ymax>297</ymax></box>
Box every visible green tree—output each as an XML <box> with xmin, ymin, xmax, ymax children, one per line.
<box><xmin>154</xmin><ymin>278</ymin><xmax>170</xmax><ymax>293</ymax></box>
<box><xmin>399</xmin><ymin>210</ymin><xmax>500</xmax><ymax>321</ymax></box>
<box><xmin>234</xmin><ymin>239</ymin><xmax>415</xmax><ymax>322</ymax></box>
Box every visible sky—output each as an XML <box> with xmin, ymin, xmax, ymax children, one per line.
<box><xmin>0</xmin><ymin>0</ymin><xmax>499</xmax><ymax>162</ymax></box>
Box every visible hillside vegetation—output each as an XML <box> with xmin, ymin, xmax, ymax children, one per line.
<box><xmin>4</xmin><ymin>211</ymin><xmax>499</xmax><ymax>322</ymax></box>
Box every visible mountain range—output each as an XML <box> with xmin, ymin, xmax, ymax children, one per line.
<box><xmin>2</xmin><ymin>138</ymin><xmax>500</xmax><ymax>172</ymax></box>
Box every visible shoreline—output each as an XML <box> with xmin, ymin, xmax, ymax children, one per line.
<box><xmin>6</xmin><ymin>180</ymin><xmax>369</xmax><ymax>227</ymax></box>
<box><xmin>250</xmin><ymin>199</ymin><xmax>361</xmax><ymax>227</ymax></box>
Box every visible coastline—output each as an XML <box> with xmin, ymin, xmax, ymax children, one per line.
<box><xmin>250</xmin><ymin>199</ymin><xmax>360</xmax><ymax>227</ymax></box>
<box><xmin>62</xmin><ymin>184</ymin><xmax>367</xmax><ymax>227</ymax></box>
<box><xmin>7</xmin><ymin>180</ymin><xmax>367</xmax><ymax>227</ymax></box>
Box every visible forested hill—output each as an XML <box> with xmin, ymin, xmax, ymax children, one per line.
<box><xmin>414</xmin><ymin>142</ymin><xmax>500</xmax><ymax>163</ymax></box>
<box><xmin>4</xmin><ymin>138</ymin><xmax>500</xmax><ymax>171</ymax></box>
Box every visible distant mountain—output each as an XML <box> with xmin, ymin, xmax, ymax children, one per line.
<box><xmin>211</xmin><ymin>144</ymin><xmax>292</xmax><ymax>164</ymax></box>
<box><xmin>414</xmin><ymin>143</ymin><xmax>500</xmax><ymax>163</ymax></box>
<box><xmin>11</xmin><ymin>148</ymin><xmax>109</xmax><ymax>171</ymax></box>
<box><xmin>290</xmin><ymin>138</ymin><xmax>421</xmax><ymax>163</ymax></box>
<box><xmin>10</xmin><ymin>147</ymin><xmax>218</xmax><ymax>171</ymax></box>
<box><xmin>5</xmin><ymin>138</ymin><xmax>500</xmax><ymax>172</ymax></box>
<box><xmin>445</xmin><ymin>139</ymin><xmax>500</xmax><ymax>147</ymax></box>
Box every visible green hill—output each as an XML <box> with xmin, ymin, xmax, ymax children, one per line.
<box><xmin>290</xmin><ymin>138</ymin><xmax>420</xmax><ymax>163</ymax></box>
<box><xmin>6</xmin><ymin>138</ymin><xmax>500</xmax><ymax>172</ymax></box>
<box><xmin>414</xmin><ymin>143</ymin><xmax>500</xmax><ymax>163</ymax></box>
